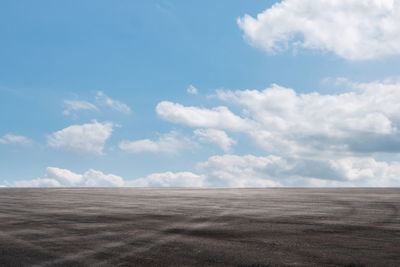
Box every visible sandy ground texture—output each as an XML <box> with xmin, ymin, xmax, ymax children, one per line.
<box><xmin>0</xmin><ymin>188</ymin><xmax>399</xmax><ymax>267</ymax></box>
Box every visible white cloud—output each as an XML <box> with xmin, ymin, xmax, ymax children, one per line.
<box><xmin>96</xmin><ymin>91</ymin><xmax>131</xmax><ymax>114</ymax></box>
<box><xmin>45</xmin><ymin>167</ymin><xmax>83</xmax><ymax>185</ymax></box>
<box><xmin>83</xmin><ymin>169</ymin><xmax>125</xmax><ymax>187</ymax></box>
<box><xmin>194</xmin><ymin>129</ymin><xmax>236</xmax><ymax>151</ymax></box>
<box><xmin>187</xmin><ymin>84</ymin><xmax>198</xmax><ymax>95</ymax></box>
<box><xmin>128</xmin><ymin>172</ymin><xmax>205</xmax><ymax>187</ymax></box>
<box><xmin>156</xmin><ymin>81</ymin><xmax>400</xmax><ymax>156</ymax></box>
<box><xmin>119</xmin><ymin>131</ymin><xmax>193</xmax><ymax>155</ymax></box>
<box><xmin>14</xmin><ymin>167</ymin><xmax>124</xmax><ymax>187</ymax></box>
<box><xmin>63</xmin><ymin>100</ymin><xmax>98</xmax><ymax>116</ymax></box>
<box><xmin>0</xmin><ymin>134</ymin><xmax>31</xmax><ymax>145</ymax></box>
<box><xmin>238</xmin><ymin>0</ymin><xmax>400</xmax><ymax>60</ymax></box>
<box><xmin>329</xmin><ymin>157</ymin><xmax>400</xmax><ymax>186</ymax></box>
<box><xmin>156</xmin><ymin>101</ymin><xmax>252</xmax><ymax>131</ymax></box>
<box><xmin>151</xmin><ymin>79</ymin><xmax>400</xmax><ymax>186</ymax></box>
<box><xmin>216</xmin><ymin>82</ymin><xmax>400</xmax><ymax>156</ymax></box>
<box><xmin>47</xmin><ymin>120</ymin><xmax>113</xmax><ymax>155</ymax></box>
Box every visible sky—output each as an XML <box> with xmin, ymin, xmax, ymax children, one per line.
<box><xmin>1</xmin><ymin>0</ymin><xmax>400</xmax><ymax>187</ymax></box>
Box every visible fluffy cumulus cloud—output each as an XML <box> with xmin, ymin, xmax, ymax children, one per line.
<box><xmin>216</xmin><ymin>82</ymin><xmax>400</xmax><ymax>156</ymax></box>
<box><xmin>118</xmin><ymin>131</ymin><xmax>193</xmax><ymax>155</ymax></box>
<box><xmin>238</xmin><ymin>0</ymin><xmax>400</xmax><ymax>60</ymax></box>
<box><xmin>96</xmin><ymin>91</ymin><xmax>131</xmax><ymax>114</ymax></box>
<box><xmin>151</xmin><ymin>79</ymin><xmax>400</xmax><ymax>187</ymax></box>
<box><xmin>194</xmin><ymin>129</ymin><xmax>236</xmax><ymax>151</ymax></box>
<box><xmin>156</xmin><ymin>101</ymin><xmax>252</xmax><ymax>131</ymax></box>
<box><xmin>63</xmin><ymin>100</ymin><xmax>98</xmax><ymax>116</ymax></box>
<box><xmin>159</xmin><ymin>81</ymin><xmax>400</xmax><ymax>156</ymax></box>
<box><xmin>329</xmin><ymin>157</ymin><xmax>400</xmax><ymax>186</ymax></box>
<box><xmin>14</xmin><ymin>167</ymin><xmax>124</xmax><ymax>187</ymax></box>
<box><xmin>47</xmin><ymin>120</ymin><xmax>113</xmax><ymax>155</ymax></box>
<box><xmin>0</xmin><ymin>134</ymin><xmax>31</xmax><ymax>145</ymax></box>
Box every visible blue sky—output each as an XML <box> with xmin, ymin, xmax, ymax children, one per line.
<box><xmin>2</xmin><ymin>0</ymin><xmax>400</xmax><ymax>187</ymax></box>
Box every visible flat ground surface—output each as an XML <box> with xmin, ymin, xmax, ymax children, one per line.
<box><xmin>0</xmin><ymin>188</ymin><xmax>399</xmax><ymax>266</ymax></box>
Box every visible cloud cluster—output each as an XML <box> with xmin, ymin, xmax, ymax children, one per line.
<box><xmin>149</xmin><ymin>79</ymin><xmax>400</xmax><ymax>186</ymax></box>
<box><xmin>238</xmin><ymin>0</ymin><xmax>400</xmax><ymax>60</ymax></box>
<box><xmin>158</xmin><ymin>81</ymin><xmax>400</xmax><ymax>157</ymax></box>
<box><xmin>47</xmin><ymin>120</ymin><xmax>114</xmax><ymax>155</ymax></box>
<box><xmin>0</xmin><ymin>134</ymin><xmax>31</xmax><ymax>145</ymax></box>
<box><xmin>217</xmin><ymin>82</ymin><xmax>400</xmax><ymax>155</ymax></box>
<box><xmin>14</xmin><ymin>167</ymin><xmax>124</xmax><ymax>187</ymax></box>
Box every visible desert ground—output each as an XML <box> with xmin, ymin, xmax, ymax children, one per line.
<box><xmin>0</xmin><ymin>188</ymin><xmax>399</xmax><ymax>266</ymax></box>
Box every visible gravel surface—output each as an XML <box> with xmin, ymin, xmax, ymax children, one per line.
<box><xmin>0</xmin><ymin>188</ymin><xmax>399</xmax><ymax>266</ymax></box>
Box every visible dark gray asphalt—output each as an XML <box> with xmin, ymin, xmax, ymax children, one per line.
<box><xmin>0</xmin><ymin>188</ymin><xmax>399</xmax><ymax>266</ymax></box>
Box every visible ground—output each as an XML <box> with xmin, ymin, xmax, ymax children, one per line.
<box><xmin>0</xmin><ymin>188</ymin><xmax>399</xmax><ymax>266</ymax></box>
